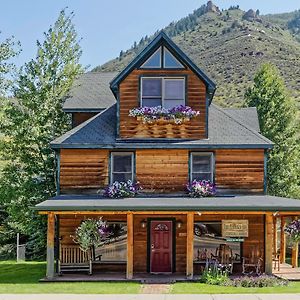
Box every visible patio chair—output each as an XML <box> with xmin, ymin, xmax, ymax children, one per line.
<box><xmin>242</xmin><ymin>251</ymin><xmax>263</xmax><ymax>275</ymax></box>
<box><xmin>211</xmin><ymin>244</ymin><xmax>234</xmax><ymax>274</ymax></box>
<box><xmin>58</xmin><ymin>245</ymin><xmax>93</xmax><ymax>275</ymax></box>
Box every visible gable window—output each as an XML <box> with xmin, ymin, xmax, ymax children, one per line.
<box><xmin>190</xmin><ymin>152</ymin><xmax>214</xmax><ymax>182</ymax></box>
<box><xmin>140</xmin><ymin>46</ymin><xmax>184</xmax><ymax>69</ymax></box>
<box><xmin>141</xmin><ymin>77</ymin><xmax>185</xmax><ymax>108</ymax></box>
<box><xmin>111</xmin><ymin>152</ymin><xmax>134</xmax><ymax>183</ymax></box>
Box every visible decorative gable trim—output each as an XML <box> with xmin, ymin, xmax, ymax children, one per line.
<box><xmin>110</xmin><ymin>31</ymin><xmax>216</xmax><ymax>102</ymax></box>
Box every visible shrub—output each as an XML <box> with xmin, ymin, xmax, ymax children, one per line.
<box><xmin>200</xmin><ymin>265</ymin><xmax>230</xmax><ymax>286</ymax></box>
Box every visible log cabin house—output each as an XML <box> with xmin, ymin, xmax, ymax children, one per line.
<box><xmin>35</xmin><ymin>31</ymin><xmax>300</xmax><ymax>281</ymax></box>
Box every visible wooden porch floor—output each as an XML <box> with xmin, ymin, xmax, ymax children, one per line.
<box><xmin>41</xmin><ymin>273</ymin><xmax>200</xmax><ymax>283</ymax></box>
<box><xmin>273</xmin><ymin>263</ymin><xmax>300</xmax><ymax>281</ymax></box>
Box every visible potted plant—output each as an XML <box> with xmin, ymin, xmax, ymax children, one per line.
<box><xmin>129</xmin><ymin>105</ymin><xmax>200</xmax><ymax>124</ymax></box>
<box><xmin>186</xmin><ymin>179</ymin><xmax>216</xmax><ymax>198</ymax></box>
<box><xmin>103</xmin><ymin>180</ymin><xmax>141</xmax><ymax>198</ymax></box>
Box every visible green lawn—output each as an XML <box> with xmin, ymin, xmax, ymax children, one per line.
<box><xmin>0</xmin><ymin>261</ymin><xmax>140</xmax><ymax>294</ymax></box>
<box><xmin>1</xmin><ymin>261</ymin><xmax>300</xmax><ymax>294</ymax></box>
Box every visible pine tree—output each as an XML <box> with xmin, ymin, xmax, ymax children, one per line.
<box><xmin>245</xmin><ymin>63</ymin><xmax>300</xmax><ymax>198</ymax></box>
<box><xmin>0</xmin><ymin>9</ymin><xmax>84</xmax><ymax>258</ymax></box>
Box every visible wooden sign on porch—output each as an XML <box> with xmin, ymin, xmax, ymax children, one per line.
<box><xmin>222</xmin><ymin>220</ymin><xmax>249</xmax><ymax>238</ymax></box>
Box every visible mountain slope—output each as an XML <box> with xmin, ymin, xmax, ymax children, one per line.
<box><xmin>93</xmin><ymin>4</ymin><xmax>300</xmax><ymax>108</ymax></box>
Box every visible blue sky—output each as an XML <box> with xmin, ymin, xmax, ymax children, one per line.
<box><xmin>1</xmin><ymin>0</ymin><xmax>299</xmax><ymax>70</ymax></box>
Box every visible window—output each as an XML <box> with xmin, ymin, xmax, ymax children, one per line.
<box><xmin>163</xmin><ymin>48</ymin><xmax>184</xmax><ymax>68</ymax></box>
<box><xmin>140</xmin><ymin>46</ymin><xmax>184</xmax><ymax>69</ymax></box>
<box><xmin>141</xmin><ymin>77</ymin><xmax>185</xmax><ymax>108</ymax></box>
<box><xmin>141</xmin><ymin>47</ymin><xmax>161</xmax><ymax>68</ymax></box>
<box><xmin>95</xmin><ymin>222</ymin><xmax>127</xmax><ymax>262</ymax></box>
<box><xmin>111</xmin><ymin>152</ymin><xmax>134</xmax><ymax>183</ymax></box>
<box><xmin>194</xmin><ymin>222</ymin><xmax>242</xmax><ymax>262</ymax></box>
<box><xmin>190</xmin><ymin>153</ymin><xmax>214</xmax><ymax>182</ymax></box>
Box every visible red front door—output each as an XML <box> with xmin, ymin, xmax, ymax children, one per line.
<box><xmin>150</xmin><ymin>220</ymin><xmax>173</xmax><ymax>273</ymax></box>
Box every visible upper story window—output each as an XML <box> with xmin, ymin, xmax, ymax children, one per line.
<box><xmin>111</xmin><ymin>152</ymin><xmax>134</xmax><ymax>183</ymax></box>
<box><xmin>141</xmin><ymin>77</ymin><xmax>185</xmax><ymax>109</ymax></box>
<box><xmin>190</xmin><ymin>152</ymin><xmax>214</xmax><ymax>182</ymax></box>
<box><xmin>140</xmin><ymin>46</ymin><xmax>184</xmax><ymax>69</ymax></box>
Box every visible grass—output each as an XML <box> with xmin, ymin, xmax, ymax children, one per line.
<box><xmin>0</xmin><ymin>261</ymin><xmax>140</xmax><ymax>294</ymax></box>
<box><xmin>1</xmin><ymin>261</ymin><xmax>300</xmax><ymax>294</ymax></box>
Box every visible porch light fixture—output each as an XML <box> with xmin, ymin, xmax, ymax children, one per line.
<box><xmin>273</xmin><ymin>211</ymin><xmax>279</xmax><ymax>217</ymax></box>
<box><xmin>140</xmin><ymin>219</ymin><xmax>147</xmax><ymax>229</ymax></box>
<box><xmin>197</xmin><ymin>212</ymin><xmax>202</xmax><ymax>216</ymax></box>
<box><xmin>176</xmin><ymin>220</ymin><xmax>183</xmax><ymax>229</ymax></box>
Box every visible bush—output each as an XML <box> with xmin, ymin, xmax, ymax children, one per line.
<box><xmin>230</xmin><ymin>275</ymin><xmax>289</xmax><ymax>288</ymax></box>
<box><xmin>200</xmin><ymin>265</ymin><xmax>230</xmax><ymax>286</ymax></box>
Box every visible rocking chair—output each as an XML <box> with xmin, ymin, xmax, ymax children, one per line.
<box><xmin>211</xmin><ymin>244</ymin><xmax>234</xmax><ymax>274</ymax></box>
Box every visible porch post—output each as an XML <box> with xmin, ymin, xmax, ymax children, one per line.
<box><xmin>280</xmin><ymin>216</ymin><xmax>286</xmax><ymax>264</ymax></box>
<box><xmin>126</xmin><ymin>212</ymin><xmax>134</xmax><ymax>279</ymax></box>
<box><xmin>265</xmin><ymin>214</ymin><xmax>273</xmax><ymax>274</ymax></box>
<box><xmin>46</xmin><ymin>213</ymin><xmax>55</xmax><ymax>278</ymax></box>
<box><xmin>273</xmin><ymin>217</ymin><xmax>277</xmax><ymax>254</ymax></box>
<box><xmin>186</xmin><ymin>212</ymin><xmax>194</xmax><ymax>279</ymax></box>
<box><xmin>292</xmin><ymin>216</ymin><xmax>298</xmax><ymax>268</ymax></box>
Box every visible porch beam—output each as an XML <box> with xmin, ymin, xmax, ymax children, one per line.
<box><xmin>265</xmin><ymin>214</ymin><xmax>273</xmax><ymax>274</ymax></box>
<box><xmin>126</xmin><ymin>212</ymin><xmax>134</xmax><ymax>279</ymax></box>
<box><xmin>292</xmin><ymin>216</ymin><xmax>299</xmax><ymax>268</ymax></box>
<box><xmin>46</xmin><ymin>213</ymin><xmax>55</xmax><ymax>279</ymax></box>
<box><xmin>280</xmin><ymin>216</ymin><xmax>286</xmax><ymax>263</ymax></box>
<box><xmin>186</xmin><ymin>212</ymin><xmax>194</xmax><ymax>279</ymax></box>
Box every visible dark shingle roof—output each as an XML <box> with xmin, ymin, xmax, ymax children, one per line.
<box><xmin>51</xmin><ymin>104</ymin><xmax>273</xmax><ymax>149</ymax></box>
<box><xmin>224</xmin><ymin>107</ymin><xmax>260</xmax><ymax>132</ymax></box>
<box><xmin>35</xmin><ymin>194</ymin><xmax>300</xmax><ymax>211</ymax></box>
<box><xmin>63</xmin><ymin>72</ymin><xmax>118</xmax><ymax>112</ymax></box>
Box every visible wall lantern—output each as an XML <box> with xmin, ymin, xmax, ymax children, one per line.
<box><xmin>140</xmin><ymin>219</ymin><xmax>147</xmax><ymax>229</ymax></box>
<box><xmin>176</xmin><ymin>220</ymin><xmax>183</xmax><ymax>229</ymax></box>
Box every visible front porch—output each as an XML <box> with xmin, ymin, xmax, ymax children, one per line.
<box><xmin>36</xmin><ymin>195</ymin><xmax>300</xmax><ymax>281</ymax></box>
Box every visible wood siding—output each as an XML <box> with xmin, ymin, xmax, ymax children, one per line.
<box><xmin>60</xmin><ymin>149</ymin><xmax>109</xmax><ymax>193</ymax></box>
<box><xmin>215</xmin><ymin>149</ymin><xmax>265</xmax><ymax>194</ymax></box>
<box><xmin>72</xmin><ymin>112</ymin><xmax>97</xmax><ymax>127</ymax></box>
<box><xmin>135</xmin><ymin>149</ymin><xmax>189</xmax><ymax>193</ymax></box>
<box><xmin>59</xmin><ymin>149</ymin><xmax>264</xmax><ymax>194</ymax></box>
<box><xmin>119</xmin><ymin>69</ymin><xmax>207</xmax><ymax>139</ymax></box>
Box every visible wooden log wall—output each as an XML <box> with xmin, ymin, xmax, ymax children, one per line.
<box><xmin>59</xmin><ymin>149</ymin><xmax>265</xmax><ymax>194</ymax></box>
<box><xmin>119</xmin><ymin>68</ymin><xmax>207</xmax><ymax>139</ymax></box>
<box><xmin>215</xmin><ymin>149</ymin><xmax>264</xmax><ymax>194</ymax></box>
<box><xmin>60</xmin><ymin>149</ymin><xmax>109</xmax><ymax>193</ymax></box>
<box><xmin>135</xmin><ymin>149</ymin><xmax>188</xmax><ymax>193</ymax></box>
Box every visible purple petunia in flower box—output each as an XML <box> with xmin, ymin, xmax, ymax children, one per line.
<box><xmin>129</xmin><ymin>105</ymin><xmax>200</xmax><ymax>124</ymax></box>
<box><xmin>103</xmin><ymin>180</ymin><xmax>142</xmax><ymax>198</ymax></box>
<box><xmin>186</xmin><ymin>179</ymin><xmax>216</xmax><ymax>198</ymax></box>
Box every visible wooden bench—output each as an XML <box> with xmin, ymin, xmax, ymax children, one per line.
<box><xmin>58</xmin><ymin>245</ymin><xmax>92</xmax><ymax>275</ymax></box>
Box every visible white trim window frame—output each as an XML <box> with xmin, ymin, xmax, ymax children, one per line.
<box><xmin>190</xmin><ymin>152</ymin><xmax>214</xmax><ymax>182</ymax></box>
<box><xmin>110</xmin><ymin>152</ymin><xmax>134</xmax><ymax>183</ymax></box>
<box><xmin>140</xmin><ymin>77</ymin><xmax>185</xmax><ymax>108</ymax></box>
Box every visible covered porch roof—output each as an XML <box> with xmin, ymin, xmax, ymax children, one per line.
<box><xmin>34</xmin><ymin>194</ymin><xmax>300</xmax><ymax>213</ymax></box>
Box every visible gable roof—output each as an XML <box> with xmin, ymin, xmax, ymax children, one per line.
<box><xmin>63</xmin><ymin>72</ymin><xmax>118</xmax><ymax>112</ymax></box>
<box><xmin>51</xmin><ymin>104</ymin><xmax>273</xmax><ymax>149</ymax></box>
<box><xmin>109</xmin><ymin>31</ymin><xmax>216</xmax><ymax>99</ymax></box>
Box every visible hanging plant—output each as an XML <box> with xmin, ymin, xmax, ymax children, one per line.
<box><xmin>72</xmin><ymin>218</ymin><xmax>112</xmax><ymax>252</ymax></box>
<box><xmin>285</xmin><ymin>219</ymin><xmax>300</xmax><ymax>244</ymax></box>
<box><xmin>186</xmin><ymin>180</ymin><xmax>216</xmax><ymax>198</ymax></box>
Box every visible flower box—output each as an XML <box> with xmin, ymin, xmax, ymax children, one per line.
<box><xmin>129</xmin><ymin>105</ymin><xmax>199</xmax><ymax>125</ymax></box>
<box><xmin>186</xmin><ymin>180</ymin><xmax>216</xmax><ymax>198</ymax></box>
<box><xmin>102</xmin><ymin>180</ymin><xmax>142</xmax><ymax>199</ymax></box>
